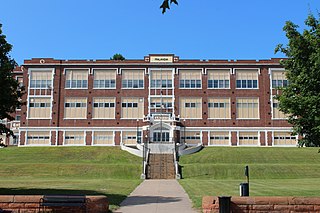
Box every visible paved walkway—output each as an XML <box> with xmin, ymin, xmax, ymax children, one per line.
<box><xmin>114</xmin><ymin>180</ymin><xmax>199</xmax><ymax>213</ymax></box>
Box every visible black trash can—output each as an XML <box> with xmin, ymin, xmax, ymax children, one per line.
<box><xmin>240</xmin><ymin>183</ymin><xmax>249</xmax><ymax>196</ymax></box>
<box><xmin>218</xmin><ymin>196</ymin><xmax>231</xmax><ymax>213</ymax></box>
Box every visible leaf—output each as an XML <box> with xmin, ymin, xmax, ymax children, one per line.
<box><xmin>160</xmin><ymin>0</ymin><xmax>170</xmax><ymax>14</ymax></box>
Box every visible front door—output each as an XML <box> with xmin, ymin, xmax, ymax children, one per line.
<box><xmin>153</xmin><ymin>131</ymin><xmax>170</xmax><ymax>142</ymax></box>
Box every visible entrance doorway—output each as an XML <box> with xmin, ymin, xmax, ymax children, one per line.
<box><xmin>153</xmin><ymin>131</ymin><xmax>170</xmax><ymax>142</ymax></box>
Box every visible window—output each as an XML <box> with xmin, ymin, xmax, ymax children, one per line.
<box><xmin>122</xmin><ymin>69</ymin><xmax>144</xmax><ymax>89</ymax></box>
<box><xmin>65</xmin><ymin>69</ymin><xmax>88</xmax><ymax>89</ymax></box>
<box><xmin>30</xmin><ymin>71</ymin><xmax>52</xmax><ymax>89</ymax></box>
<box><xmin>208</xmin><ymin>98</ymin><xmax>231</xmax><ymax>119</ymax></box>
<box><xmin>180</xmin><ymin>97</ymin><xmax>202</xmax><ymax>119</ymax></box>
<box><xmin>236</xmin><ymin>98</ymin><xmax>259</xmax><ymax>119</ymax></box>
<box><xmin>122</xmin><ymin>131</ymin><xmax>141</xmax><ymax>144</ymax></box>
<box><xmin>93</xmin><ymin>97</ymin><xmax>115</xmax><ymax>119</ymax></box>
<box><xmin>26</xmin><ymin>131</ymin><xmax>50</xmax><ymax>145</ymax></box>
<box><xmin>181</xmin><ymin>131</ymin><xmax>201</xmax><ymax>144</ymax></box>
<box><xmin>239</xmin><ymin>132</ymin><xmax>259</xmax><ymax>146</ymax></box>
<box><xmin>272</xmin><ymin>98</ymin><xmax>286</xmax><ymax>119</ymax></box>
<box><xmin>209</xmin><ymin>132</ymin><xmax>230</xmax><ymax>146</ymax></box>
<box><xmin>273</xmin><ymin>132</ymin><xmax>297</xmax><ymax>146</ymax></box>
<box><xmin>179</xmin><ymin>69</ymin><xmax>202</xmax><ymax>89</ymax></box>
<box><xmin>150</xmin><ymin>97</ymin><xmax>173</xmax><ymax>109</ymax></box>
<box><xmin>28</xmin><ymin>97</ymin><xmax>51</xmax><ymax>118</ymax></box>
<box><xmin>121</xmin><ymin>97</ymin><xmax>144</xmax><ymax>119</ymax></box>
<box><xmin>64</xmin><ymin>131</ymin><xmax>85</xmax><ymax>145</ymax></box>
<box><xmin>271</xmin><ymin>70</ymin><xmax>289</xmax><ymax>88</ymax></box>
<box><xmin>150</xmin><ymin>70</ymin><xmax>173</xmax><ymax>88</ymax></box>
<box><xmin>15</xmin><ymin>115</ymin><xmax>21</xmax><ymax>121</ymax></box>
<box><xmin>64</xmin><ymin>98</ymin><xmax>87</xmax><ymax>119</ymax></box>
<box><xmin>93</xmin><ymin>69</ymin><xmax>116</xmax><ymax>89</ymax></box>
<box><xmin>207</xmin><ymin>69</ymin><xmax>230</xmax><ymax>89</ymax></box>
<box><xmin>235</xmin><ymin>69</ymin><xmax>259</xmax><ymax>89</ymax></box>
<box><xmin>93</xmin><ymin>131</ymin><xmax>114</xmax><ymax>145</ymax></box>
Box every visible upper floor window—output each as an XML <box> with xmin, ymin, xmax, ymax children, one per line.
<box><xmin>150</xmin><ymin>97</ymin><xmax>173</xmax><ymax>109</ymax></box>
<box><xmin>93</xmin><ymin>97</ymin><xmax>115</xmax><ymax>119</ymax></box>
<box><xmin>179</xmin><ymin>69</ymin><xmax>202</xmax><ymax>89</ymax></box>
<box><xmin>271</xmin><ymin>70</ymin><xmax>289</xmax><ymax>88</ymax></box>
<box><xmin>122</xmin><ymin>69</ymin><xmax>144</xmax><ymax>89</ymax></box>
<box><xmin>207</xmin><ymin>69</ymin><xmax>230</xmax><ymax>89</ymax></box>
<box><xmin>93</xmin><ymin>69</ymin><xmax>116</xmax><ymax>89</ymax></box>
<box><xmin>236</xmin><ymin>97</ymin><xmax>259</xmax><ymax>119</ymax></box>
<box><xmin>272</xmin><ymin>98</ymin><xmax>287</xmax><ymax>119</ymax></box>
<box><xmin>208</xmin><ymin>98</ymin><xmax>231</xmax><ymax>119</ymax></box>
<box><xmin>30</xmin><ymin>71</ymin><xmax>52</xmax><ymax>89</ymax></box>
<box><xmin>65</xmin><ymin>69</ymin><xmax>88</xmax><ymax>89</ymax></box>
<box><xmin>235</xmin><ymin>69</ymin><xmax>259</xmax><ymax>89</ymax></box>
<box><xmin>150</xmin><ymin>70</ymin><xmax>173</xmax><ymax>88</ymax></box>
<box><xmin>64</xmin><ymin>97</ymin><xmax>87</xmax><ymax>119</ymax></box>
<box><xmin>28</xmin><ymin>97</ymin><xmax>51</xmax><ymax>119</ymax></box>
<box><xmin>121</xmin><ymin>97</ymin><xmax>144</xmax><ymax>119</ymax></box>
<box><xmin>180</xmin><ymin>97</ymin><xmax>202</xmax><ymax>119</ymax></box>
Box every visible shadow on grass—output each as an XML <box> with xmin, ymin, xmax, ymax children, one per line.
<box><xmin>0</xmin><ymin>188</ymin><xmax>126</xmax><ymax>212</ymax></box>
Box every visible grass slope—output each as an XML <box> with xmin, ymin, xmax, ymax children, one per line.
<box><xmin>0</xmin><ymin>147</ymin><xmax>143</xmax><ymax>210</ymax></box>
<box><xmin>179</xmin><ymin>147</ymin><xmax>320</xmax><ymax>208</ymax></box>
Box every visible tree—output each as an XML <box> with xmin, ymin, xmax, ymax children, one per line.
<box><xmin>275</xmin><ymin>14</ymin><xmax>320</xmax><ymax>147</ymax></box>
<box><xmin>160</xmin><ymin>0</ymin><xmax>178</xmax><ymax>14</ymax></box>
<box><xmin>110</xmin><ymin>53</ymin><xmax>125</xmax><ymax>61</ymax></box>
<box><xmin>0</xmin><ymin>23</ymin><xmax>23</xmax><ymax>137</ymax></box>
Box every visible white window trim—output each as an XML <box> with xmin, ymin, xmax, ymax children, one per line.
<box><xmin>206</xmin><ymin>68</ymin><xmax>232</xmax><ymax>90</ymax></box>
<box><xmin>91</xmin><ymin>130</ymin><xmax>115</xmax><ymax>146</ymax></box>
<box><xmin>271</xmin><ymin>130</ymin><xmax>298</xmax><ymax>147</ymax></box>
<box><xmin>208</xmin><ymin>130</ymin><xmax>231</xmax><ymax>146</ymax></box>
<box><xmin>63</xmin><ymin>68</ymin><xmax>90</xmax><ymax>90</ymax></box>
<box><xmin>236</xmin><ymin>130</ymin><xmax>260</xmax><ymax>147</ymax></box>
<box><xmin>63</xmin><ymin>130</ymin><xmax>86</xmax><ymax>146</ymax></box>
<box><xmin>236</xmin><ymin>97</ymin><xmax>260</xmax><ymax>120</ymax></box>
<box><xmin>25</xmin><ymin>130</ymin><xmax>52</xmax><ymax>146</ymax></box>
<box><xmin>177</xmin><ymin>68</ymin><xmax>203</xmax><ymax>90</ymax></box>
<box><xmin>92</xmin><ymin>68</ymin><xmax>117</xmax><ymax>89</ymax></box>
<box><xmin>234</xmin><ymin>68</ymin><xmax>260</xmax><ymax>90</ymax></box>
<box><xmin>119</xmin><ymin>68</ymin><xmax>146</xmax><ymax>90</ymax></box>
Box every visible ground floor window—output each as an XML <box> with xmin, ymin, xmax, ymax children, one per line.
<box><xmin>122</xmin><ymin>131</ymin><xmax>141</xmax><ymax>145</ymax></box>
<box><xmin>209</xmin><ymin>131</ymin><xmax>230</xmax><ymax>146</ymax></box>
<box><xmin>26</xmin><ymin>131</ymin><xmax>50</xmax><ymax>145</ymax></box>
<box><xmin>273</xmin><ymin>132</ymin><xmax>297</xmax><ymax>146</ymax></box>
<box><xmin>64</xmin><ymin>131</ymin><xmax>85</xmax><ymax>145</ymax></box>
<box><xmin>238</xmin><ymin>132</ymin><xmax>259</xmax><ymax>146</ymax></box>
<box><xmin>93</xmin><ymin>131</ymin><xmax>114</xmax><ymax>145</ymax></box>
<box><xmin>181</xmin><ymin>131</ymin><xmax>201</xmax><ymax>144</ymax></box>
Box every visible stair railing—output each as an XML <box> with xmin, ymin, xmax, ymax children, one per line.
<box><xmin>172</xmin><ymin>146</ymin><xmax>180</xmax><ymax>179</ymax></box>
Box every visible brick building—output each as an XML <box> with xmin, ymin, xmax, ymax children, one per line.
<box><xmin>15</xmin><ymin>54</ymin><xmax>297</xmax><ymax>147</ymax></box>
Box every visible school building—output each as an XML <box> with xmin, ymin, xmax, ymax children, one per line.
<box><xmin>5</xmin><ymin>54</ymin><xmax>297</xmax><ymax>147</ymax></box>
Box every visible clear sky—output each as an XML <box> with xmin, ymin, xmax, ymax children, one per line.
<box><xmin>1</xmin><ymin>0</ymin><xmax>319</xmax><ymax>64</ymax></box>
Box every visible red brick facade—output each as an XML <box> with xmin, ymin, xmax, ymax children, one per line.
<box><xmin>16</xmin><ymin>54</ymin><xmax>295</xmax><ymax>147</ymax></box>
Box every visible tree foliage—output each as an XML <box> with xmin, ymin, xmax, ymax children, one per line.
<box><xmin>110</xmin><ymin>53</ymin><xmax>125</xmax><ymax>61</ymax></box>
<box><xmin>160</xmin><ymin>0</ymin><xmax>178</xmax><ymax>14</ymax></box>
<box><xmin>275</xmin><ymin>14</ymin><xmax>320</xmax><ymax>147</ymax></box>
<box><xmin>0</xmin><ymin>23</ymin><xmax>23</xmax><ymax>136</ymax></box>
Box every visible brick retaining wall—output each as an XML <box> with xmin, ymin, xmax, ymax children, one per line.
<box><xmin>0</xmin><ymin>195</ymin><xmax>108</xmax><ymax>213</ymax></box>
<box><xmin>202</xmin><ymin>196</ymin><xmax>320</xmax><ymax>212</ymax></box>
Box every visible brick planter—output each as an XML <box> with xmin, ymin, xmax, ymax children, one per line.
<box><xmin>203</xmin><ymin>196</ymin><xmax>320</xmax><ymax>213</ymax></box>
<box><xmin>0</xmin><ymin>195</ymin><xmax>108</xmax><ymax>213</ymax></box>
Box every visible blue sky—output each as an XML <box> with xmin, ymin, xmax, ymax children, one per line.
<box><xmin>1</xmin><ymin>0</ymin><xmax>319</xmax><ymax>64</ymax></box>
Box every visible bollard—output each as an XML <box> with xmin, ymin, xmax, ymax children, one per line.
<box><xmin>240</xmin><ymin>183</ymin><xmax>249</xmax><ymax>196</ymax></box>
<box><xmin>218</xmin><ymin>196</ymin><xmax>231</xmax><ymax>213</ymax></box>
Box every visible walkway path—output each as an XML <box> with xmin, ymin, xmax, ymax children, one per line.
<box><xmin>114</xmin><ymin>180</ymin><xmax>199</xmax><ymax>213</ymax></box>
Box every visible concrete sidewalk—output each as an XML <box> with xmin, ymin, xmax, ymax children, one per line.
<box><xmin>114</xmin><ymin>180</ymin><xmax>199</xmax><ymax>213</ymax></box>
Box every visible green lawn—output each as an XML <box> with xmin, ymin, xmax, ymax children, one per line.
<box><xmin>1</xmin><ymin>146</ymin><xmax>320</xmax><ymax>211</ymax></box>
<box><xmin>179</xmin><ymin>147</ymin><xmax>320</xmax><ymax>209</ymax></box>
<box><xmin>0</xmin><ymin>147</ymin><xmax>143</xmax><ymax>210</ymax></box>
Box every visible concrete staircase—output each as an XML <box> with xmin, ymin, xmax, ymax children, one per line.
<box><xmin>147</xmin><ymin>154</ymin><xmax>175</xmax><ymax>179</ymax></box>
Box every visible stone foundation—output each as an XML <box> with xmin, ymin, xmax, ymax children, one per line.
<box><xmin>0</xmin><ymin>195</ymin><xmax>108</xmax><ymax>213</ymax></box>
<box><xmin>203</xmin><ymin>196</ymin><xmax>320</xmax><ymax>212</ymax></box>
